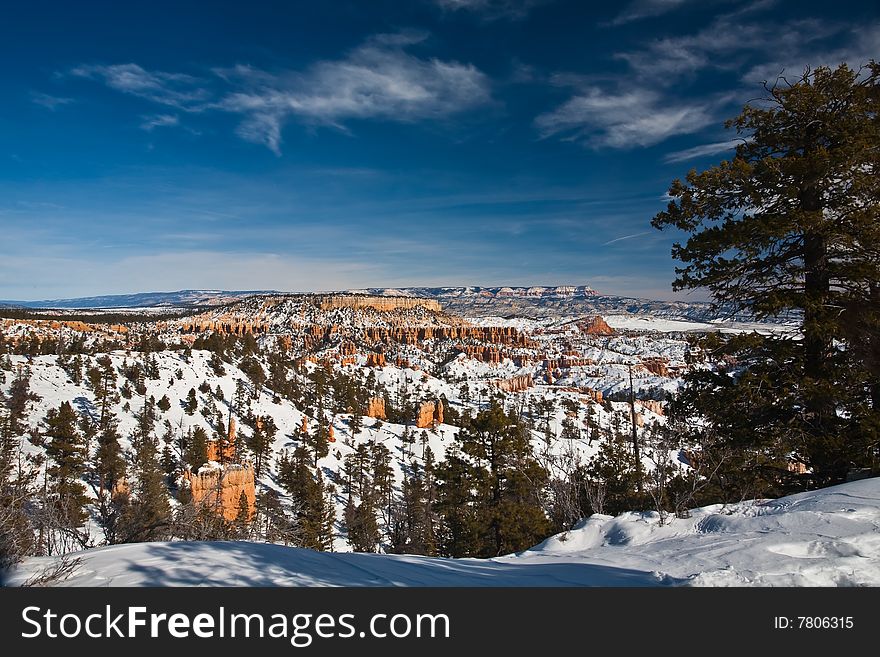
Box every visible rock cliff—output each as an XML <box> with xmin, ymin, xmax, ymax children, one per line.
<box><xmin>184</xmin><ymin>463</ymin><xmax>255</xmax><ymax>521</ymax></box>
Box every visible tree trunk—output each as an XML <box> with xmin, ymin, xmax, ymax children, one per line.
<box><xmin>800</xmin><ymin>175</ymin><xmax>834</xmax><ymax>428</ymax></box>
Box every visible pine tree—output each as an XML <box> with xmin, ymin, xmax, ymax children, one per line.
<box><xmin>43</xmin><ymin>402</ymin><xmax>89</xmax><ymax>529</ymax></box>
<box><xmin>309</xmin><ymin>406</ymin><xmax>331</xmax><ymax>466</ymax></box>
<box><xmin>653</xmin><ymin>62</ymin><xmax>880</xmax><ymax>488</ymax></box>
<box><xmin>185</xmin><ymin>425</ymin><xmax>210</xmax><ymax>469</ymax></box>
<box><xmin>121</xmin><ymin>399</ymin><xmax>170</xmax><ymax>542</ymax></box>
<box><xmin>434</xmin><ymin>445</ymin><xmax>484</xmax><ymax>557</ymax></box>
<box><xmin>184</xmin><ymin>388</ymin><xmax>198</xmax><ymax>415</ymax></box>
<box><xmin>246</xmin><ymin>415</ymin><xmax>277</xmax><ymax>477</ymax></box>
<box><xmin>277</xmin><ymin>446</ymin><xmax>330</xmax><ymax>550</ymax></box>
<box><xmin>8</xmin><ymin>367</ymin><xmax>40</xmax><ymax>434</ymax></box>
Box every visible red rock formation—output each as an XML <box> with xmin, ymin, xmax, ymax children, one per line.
<box><xmin>328</xmin><ymin>424</ymin><xmax>335</xmax><ymax>443</ymax></box>
<box><xmin>491</xmin><ymin>375</ymin><xmax>534</xmax><ymax>393</ymax></box>
<box><xmin>301</xmin><ymin>417</ymin><xmax>308</xmax><ymax>435</ymax></box>
<box><xmin>184</xmin><ymin>463</ymin><xmax>255</xmax><ymax>521</ymax></box>
<box><xmin>636</xmin><ymin>399</ymin><xmax>664</xmax><ymax>415</ymax></box>
<box><xmin>181</xmin><ymin>314</ymin><xmax>269</xmax><ymax>336</ymax></box>
<box><xmin>366</xmin><ymin>397</ymin><xmax>387</xmax><ymax>420</ymax></box>
<box><xmin>578</xmin><ymin>315</ymin><xmax>615</xmax><ymax>336</ymax></box>
<box><xmin>366</xmin><ymin>353</ymin><xmax>386</xmax><ymax>367</ymax></box>
<box><xmin>562</xmin><ymin>356</ymin><xmax>594</xmax><ymax>367</ymax></box>
<box><xmin>416</xmin><ymin>401</ymin><xmax>443</xmax><ymax>428</ymax></box>
<box><xmin>642</xmin><ymin>357</ymin><xmax>670</xmax><ymax>377</ymax></box>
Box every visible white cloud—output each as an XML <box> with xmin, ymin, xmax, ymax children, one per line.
<box><xmin>140</xmin><ymin>114</ymin><xmax>180</xmax><ymax>131</ymax></box>
<box><xmin>744</xmin><ymin>23</ymin><xmax>880</xmax><ymax>84</ymax></box>
<box><xmin>535</xmin><ymin>87</ymin><xmax>715</xmax><ymax>148</ymax></box>
<box><xmin>212</xmin><ymin>34</ymin><xmax>490</xmax><ymax>153</ymax></box>
<box><xmin>71</xmin><ymin>34</ymin><xmax>491</xmax><ymax>154</ymax></box>
<box><xmin>30</xmin><ymin>92</ymin><xmax>74</xmax><ymax>110</ymax></box>
<box><xmin>663</xmin><ymin>138</ymin><xmax>743</xmax><ymax>163</ymax></box>
<box><xmin>607</xmin><ymin>0</ymin><xmax>694</xmax><ymax>26</ymax></box>
<box><xmin>432</xmin><ymin>0</ymin><xmax>547</xmax><ymax>20</ymax></box>
<box><xmin>615</xmin><ymin>12</ymin><xmax>844</xmax><ymax>81</ymax></box>
<box><xmin>71</xmin><ymin>63</ymin><xmax>210</xmax><ymax>108</ymax></box>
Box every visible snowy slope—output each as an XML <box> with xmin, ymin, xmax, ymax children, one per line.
<box><xmin>9</xmin><ymin>477</ymin><xmax>879</xmax><ymax>587</ymax></box>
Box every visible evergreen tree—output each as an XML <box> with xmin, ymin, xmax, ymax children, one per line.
<box><xmin>185</xmin><ymin>426</ymin><xmax>210</xmax><ymax>469</ymax></box>
<box><xmin>8</xmin><ymin>368</ymin><xmax>40</xmax><ymax>434</ymax></box>
<box><xmin>309</xmin><ymin>403</ymin><xmax>331</xmax><ymax>466</ymax></box>
<box><xmin>434</xmin><ymin>445</ymin><xmax>484</xmax><ymax>557</ymax></box>
<box><xmin>246</xmin><ymin>415</ymin><xmax>277</xmax><ymax>477</ymax></box>
<box><xmin>184</xmin><ymin>388</ymin><xmax>198</xmax><ymax>415</ymax></box>
<box><xmin>121</xmin><ymin>399</ymin><xmax>170</xmax><ymax>542</ymax></box>
<box><xmin>452</xmin><ymin>402</ymin><xmax>551</xmax><ymax>557</ymax></box>
<box><xmin>277</xmin><ymin>446</ymin><xmax>330</xmax><ymax>550</ymax></box>
<box><xmin>42</xmin><ymin>402</ymin><xmax>89</xmax><ymax>528</ymax></box>
<box><xmin>652</xmin><ymin>62</ymin><xmax>880</xmax><ymax>488</ymax></box>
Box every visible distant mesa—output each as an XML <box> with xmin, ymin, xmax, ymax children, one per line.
<box><xmin>315</xmin><ymin>294</ymin><xmax>441</xmax><ymax>313</ymax></box>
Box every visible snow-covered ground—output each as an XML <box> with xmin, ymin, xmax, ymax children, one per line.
<box><xmin>9</xmin><ymin>476</ymin><xmax>879</xmax><ymax>587</ymax></box>
<box><xmin>603</xmin><ymin>313</ymin><xmax>797</xmax><ymax>335</ymax></box>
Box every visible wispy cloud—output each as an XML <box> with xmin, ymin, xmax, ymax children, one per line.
<box><xmin>663</xmin><ymin>138</ymin><xmax>743</xmax><ymax>163</ymax></box>
<box><xmin>70</xmin><ymin>63</ymin><xmax>210</xmax><ymax>108</ymax></box>
<box><xmin>214</xmin><ymin>33</ymin><xmax>490</xmax><ymax>154</ymax></box>
<box><xmin>432</xmin><ymin>0</ymin><xmax>549</xmax><ymax>20</ymax></box>
<box><xmin>140</xmin><ymin>114</ymin><xmax>180</xmax><ymax>131</ymax></box>
<box><xmin>541</xmin><ymin>3</ymin><xmax>875</xmax><ymax>152</ymax></box>
<box><xmin>614</xmin><ymin>6</ymin><xmax>844</xmax><ymax>82</ymax></box>
<box><xmin>30</xmin><ymin>91</ymin><xmax>74</xmax><ymax>110</ymax></box>
<box><xmin>70</xmin><ymin>33</ymin><xmax>491</xmax><ymax>155</ymax></box>
<box><xmin>744</xmin><ymin>22</ymin><xmax>880</xmax><ymax>84</ymax></box>
<box><xmin>607</xmin><ymin>0</ymin><xmax>696</xmax><ymax>26</ymax></box>
<box><xmin>601</xmin><ymin>231</ymin><xmax>652</xmax><ymax>246</ymax></box>
<box><xmin>535</xmin><ymin>87</ymin><xmax>716</xmax><ymax>148</ymax></box>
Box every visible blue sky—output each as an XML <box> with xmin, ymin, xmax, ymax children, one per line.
<box><xmin>1</xmin><ymin>0</ymin><xmax>877</xmax><ymax>301</ymax></box>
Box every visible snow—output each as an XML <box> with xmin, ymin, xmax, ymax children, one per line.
<box><xmin>604</xmin><ymin>313</ymin><xmax>797</xmax><ymax>335</ymax></box>
<box><xmin>9</xmin><ymin>476</ymin><xmax>879</xmax><ymax>587</ymax></box>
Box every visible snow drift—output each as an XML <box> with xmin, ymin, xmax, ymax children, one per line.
<box><xmin>8</xmin><ymin>476</ymin><xmax>879</xmax><ymax>587</ymax></box>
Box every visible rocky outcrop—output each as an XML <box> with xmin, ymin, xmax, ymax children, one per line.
<box><xmin>184</xmin><ymin>463</ymin><xmax>255</xmax><ymax>521</ymax></box>
<box><xmin>461</xmin><ymin>345</ymin><xmax>503</xmax><ymax>363</ymax></box>
<box><xmin>556</xmin><ymin>386</ymin><xmax>603</xmax><ymax>403</ymax></box>
<box><xmin>416</xmin><ymin>400</ymin><xmax>443</xmax><ymax>429</ymax></box>
<box><xmin>316</xmin><ymin>295</ymin><xmax>442</xmax><ymax>313</ymax></box>
<box><xmin>366</xmin><ymin>396</ymin><xmax>387</xmax><ymax>420</ymax></box>
<box><xmin>366</xmin><ymin>352</ymin><xmax>386</xmax><ymax>367</ymax></box>
<box><xmin>491</xmin><ymin>375</ymin><xmax>534</xmax><ymax>393</ymax></box>
<box><xmin>578</xmin><ymin>316</ymin><xmax>615</xmax><ymax>336</ymax></box>
<box><xmin>642</xmin><ymin>357</ymin><xmax>670</xmax><ymax>377</ymax></box>
<box><xmin>181</xmin><ymin>317</ymin><xmax>269</xmax><ymax>336</ymax></box>
<box><xmin>562</xmin><ymin>355</ymin><xmax>594</xmax><ymax>367</ymax></box>
<box><xmin>2</xmin><ymin>319</ymin><xmax>128</xmax><ymax>336</ymax></box>
<box><xmin>636</xmin><ymin>399</ymin><xmax>664</xmax><ymax>415</ymax></box>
